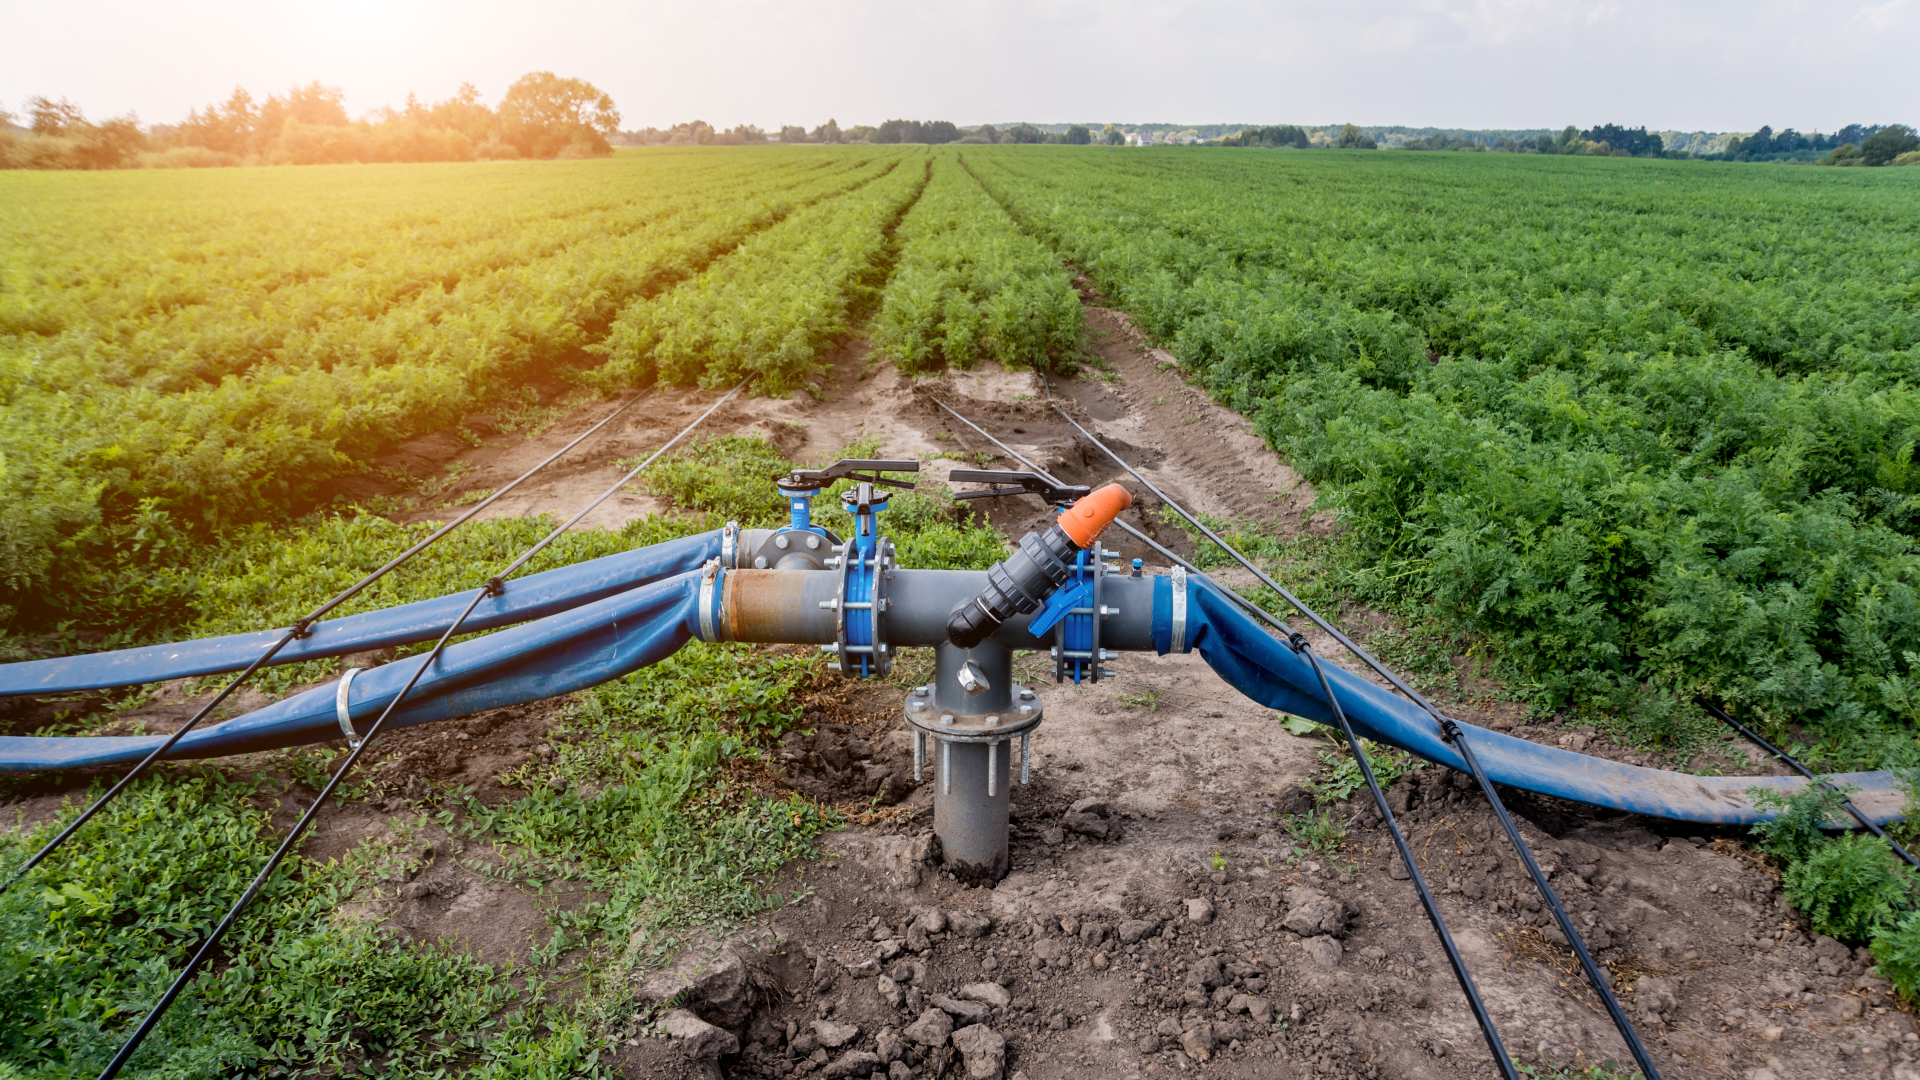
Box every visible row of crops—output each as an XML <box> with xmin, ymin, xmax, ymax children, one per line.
<box><xmin>869</xmin><ymin>154</ymin><xmax>1082</xmax><ymax>372</ymax></box>
<box><xmin>7</xmin><ymin>144</ymin><xmax>1917</xmax><ymax>770</ymax></box>
<box><xmin>967</xmin><ymin>147</ymin><xmax>1920</xmax><ymax>766</ymax></box>
<box><xmin>0</xmin><ymin>148</ymin><xmax>1090</xmax><ymax>639</ymax></box>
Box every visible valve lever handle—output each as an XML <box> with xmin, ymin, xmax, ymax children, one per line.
<box><xmin>947</xmin><ymin>470</ymin><xmax>1091</xmax><ymax>507</ymax></box>
<box><xmin>781</xmin><ymin>458</ymin><xmax>920</xmax><ymax>492</ymax></box>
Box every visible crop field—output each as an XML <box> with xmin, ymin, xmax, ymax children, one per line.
<box><xmin>3</xmin><ymin>146</ymin><xmax>1919</xmax><ymax>1078</ymax></box>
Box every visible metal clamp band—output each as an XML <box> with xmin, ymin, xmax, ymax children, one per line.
<box><xmin>335</xmin><ymin>667</ymin><xmax>364</xmax><ymax>749</ymax></box>
<box><xmin>697</xmin><ymin>559</ymin><xmax>721</xmax><ymax>642</ymax></box>
<box><xmin>721</xmin><ymin>520</ymin><xmax>740</xmax><ymax>568</ymax></box>
<box><xmin>1170</xmin><ymin>565</ymin><xmax>1188</xmax><ymax>653</ymax></box>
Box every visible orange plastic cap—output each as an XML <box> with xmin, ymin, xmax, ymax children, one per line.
<box><xmin>1059</xmin><ymin>483</ymin><xmax>1133</xmax><ymax>548</ymax></box>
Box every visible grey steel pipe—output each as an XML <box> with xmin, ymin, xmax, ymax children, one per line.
<box><xmin>705</xmin><ymin>568</ymin><xmax>1158</xmax><ymax>652</ymax></box>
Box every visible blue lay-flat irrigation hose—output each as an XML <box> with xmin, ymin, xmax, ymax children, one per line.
<box><xmin>90</xmin><ymin>379</ymin><xmax>747</xmax><ymax>1079</ymax></box>
<box><xmin>0</xmin><ymin>391</ymin><xmax>648</xmax><ymax>895</ymax></box>
<box><xmin>0</xmin><ymin>530</ymin><xmax>725</xmax><ymax>696</ymax></box>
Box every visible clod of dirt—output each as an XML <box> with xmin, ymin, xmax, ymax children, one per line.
<box><xmin>1184</xmin><ymin>897</ymin><xmax>1215</xmax><ymax>925</ymax></box>
<box><xmin>661</xmin><ymin>1008</ymin><xmax>740</xmax><ymax>1061</ymax></box>
<box><xmin>774</xmin><ymin>723</ymin><xmax>913</xmax><ymax>805</ymax></box>
<box><xmin>931</xmin><ymin>992</ymin><xmax>992</xmax><ymax>1025</ymax></box>
<box><xmin>1281</xmin><ymin>885</ymin><xmax>1348</xmax><ymax>937</ymax></box>
<box><xmin>1059</xmin><ymin>796</ymin><xmax>1121</xmax><ymax>840</ymax></box>
<box><xmin>635</xmin><ymin>945</ymin><xmax>783</xmax><ymax>1033</ymax></box>
<box><xmin>904</xmin><ymin>1006</ymin><xmax>953</xmax><ymax>1047</ymax></box>
<box><xmin>950</xmin><ymin>1023</ymin><xmax>1007</xmax><ymax>1079</ymax></box>
<box><xmin>809</xmin><ymin>1018</ymin><xmax>859</xmax><ymax>1048</ymax></box>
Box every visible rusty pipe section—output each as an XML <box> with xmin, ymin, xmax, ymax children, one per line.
<box><xmin>702</xmin><ymin>569</ymin><xmax>1158</xmax><ymax>651</ymax></box>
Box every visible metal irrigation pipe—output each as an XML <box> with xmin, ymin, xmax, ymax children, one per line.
<box><xmin>95</xmin><ymin>380</ymin><xmax>746</xmax><ymax>1079</ymax></box>
<box><xmin>925</xmin><ymin>394</ymin><xmax>1301</xmax><ymax>640</ymax></box>
<box><xmin>1699</xmin><ymin>697</ymin><xmax>1918</xmax><ymax>868</ymax></box>
<box><xmin>1050</xmin><ymin>402</ymin><xmax>1663</xmax><ymax>1080</ymax></box>
<box><xmin>931</xmin><ymin>393</ymin><xmax>1522</xmax><ymax>1071</ymax></box>
<box><xmin>1</xmin><ymin>390</ymin><xmax>647</xmax><ymax>898</ymax></box>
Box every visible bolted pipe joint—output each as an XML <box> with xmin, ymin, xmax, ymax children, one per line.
<box><xmin>905</xmin><ymin>641</ymin><xmax>1040</xmax><ymax>882</ymax></box>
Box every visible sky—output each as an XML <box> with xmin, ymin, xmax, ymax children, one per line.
<box><xmin>5</xmin><ymin>0</ymin><xmax>1915</xmax><ymax>134</ymax></box>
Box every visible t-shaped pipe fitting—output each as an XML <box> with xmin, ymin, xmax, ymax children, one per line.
<box><xmin>945</xmin><ymin>483</ymin><xmax>1132</xmax><ymax>649</ymax></box>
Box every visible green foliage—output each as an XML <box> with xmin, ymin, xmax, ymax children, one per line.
<box><xmin>871</xmin><ymin>151</ymin><xmax>1082</xmax><ymax>373</ymax></box>
<box><xmin>971</xmin><ymin>147</ymin><xmax>1920</xmax><ymax>763</ymax></box>
<box><xmin>467</xmin><ymin>639</ymin><xmax>836</xmax><ymax>952</ymax></box>
<box><xmin>0</xmin><ymin>519</ymin><xmax>841</xmax><ymax>1075</ymax></box>
<box><xmin>0</xmin><ymin>772</ymin><xmax>593</xmax><ymax>1078</ymax></box>
<box><xmin>1514</xmin><ymin>1062</ymin><xmax>1643</xmax><ymax>1080</ymax></box>
<box><xmin>0</xmin><ymin>150</ymin><xmax>898</xmax><ymax>633</ymax></box>
<box><xmin>1782</xmin><ymin>831</ymin><xmax>1916</xmax><ymax>941</ymax></box>
<box><xmin>1750</xmin><ymin>780</ymin><xmax>1920</xmax><ymax>993</ymax></box>
<box><xmin>594</xmin><ymin>151</ymin><xmax>929</xmax><ymax>396</ymax></box>
<box><xmin>635</xmin><ymin>435</ymin><xmax>794</xmax><ymax>525</ymax></box>
<box><xmin>1749</xmin><ymin>782</ymin><xmax>1854</xmax><ymax>862</ymax></box>
<box><xmin>1871</xmin><ymin>910</ymin><xmax>1920</xmax><ymax>1001</ymax></box>
<box><xmin>1304</xmin><ymin>739</ymin><xmax>1427</xmax><ymax>803</ymax></box>
<box><xmin>635</xmin><ymin>434</ymin><xmax>1006</xmax><ymax>571</ymax></box>
<box><xmin>1279</xmin><ymin>809</ymin><xmax>1349</xmax><ymax>853</ymax></box>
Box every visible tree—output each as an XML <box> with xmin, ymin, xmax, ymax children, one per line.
<box><xmin>1582</xmin><ymin>124</ymin><xmax>1662</xmax><ymax>157</ymax></box>
<box><xmin>810</xmin><ymin>119</ymin><xmax>842</xmax><ymax>143</ymax></box>
<box><xmin>73</xmin><ymin>115</ymin><xmax>146</xmax><ymax>168</ymax></box>
<box><xmin>1005</xmin><ymin>123</ymin><xmax>1044</xmax><ymax>144</ymax></box>
<box><xmin>1223</xmin><ymin>125</ymin><xmax>1310</xmax><ymax>149</ymax></box>
<box><xmin>499</xmin><ymin>72</ymin><xmax>619</xmax><ymax>159</ymax></box>
<box><xmin>668</xmin><ymin>120</ymin><xmax>714</xmax><ymax>145</ymax></box>
<box><xmin>778</xmin><ymin>125</ymin><xmax>806</xmax><ymax>143</ymax></box>
<box><xmin>1334</xmin><ymin>124</ymin><xmax>1376</xmax><ymax>149</ymax></box>
<box><xmin>1065</xmin><ymin>124</ymin><xmax>1091</xmax><ymax>145</ymax></box>
<box><xmin>1861</xmin><ymin>124</ymin><xmax>1919</xmax><ymax>166</ymax></box>
<box><xmin>875</xmin><ymin>120</ymin><xmax>959</xmax><ymax>144</ymax></box>
<box><xmin>26</xmin><ymin>96</ymin><xmax>85</xmax><ymax>135</ymax></box>
<box><xmin>1102</xmin><ymin>124</ymin><xmax>1123</xmax><ymax>146</ymax></box>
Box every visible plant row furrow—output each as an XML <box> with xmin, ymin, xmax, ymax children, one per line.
<box><xmin>969</xmin><ymin>147</ymin><xmax>1920</xmax><ymax>765</ymax></box>
<box><xmin>592</xmin><ymin>151</ymin><xmax>931</xmax><ymax>395</ymax></box>
<box><xmin>868</xmin><ymin>150</ymin><xmax>1081</xmax><ymax>372</ymax></box>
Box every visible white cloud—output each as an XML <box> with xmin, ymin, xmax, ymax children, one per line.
<box><xmin>1847</xmin><ymin>0</ymin><xmax>1908</xmax><ymax>31</ymax></box>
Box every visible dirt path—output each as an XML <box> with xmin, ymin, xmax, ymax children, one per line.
<box><xmin>327</xmin><ymin>299</ymin><xmax>1897</xmax><ymax>1080</ymax></box>
<box><xmin>9</xmin><ymin>300</ymin><xmax>1892</xmax><ymax>1080</ymax></box>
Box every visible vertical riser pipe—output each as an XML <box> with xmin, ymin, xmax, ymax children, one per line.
<box><xmin>934</xmin><ymin>738</ymin><xmax>1012</xmax><ymax>881</ymax></box>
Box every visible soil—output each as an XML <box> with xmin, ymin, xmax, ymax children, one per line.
<box><xmin>4</xmin><ymin>299</ymin><xmax>1887</xmax><ymax>1080</ymax></box>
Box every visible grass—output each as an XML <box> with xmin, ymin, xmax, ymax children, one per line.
<box><xmin>0</xmin><ymin>428</ymin><xmax>1008</xmax><ymax>1075</ymax></box>
<box><xmin>0</xmin><ymin>582</ymin><xmax>839</xmax><ymax>1079</ymax></box>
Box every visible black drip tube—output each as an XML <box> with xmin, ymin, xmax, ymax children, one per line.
<box><xmin>1</xmin><ymin>389</ymin><xmax>647</xmax><ymax>898</ymax></box>
<box><xmin>928</xmin><ymin>396</ymin><xmax>1523</xmax><ymax>1073</ymax></box>
<box><xmin>1297</xmin><ymin>637</ymin><xmax>1520</xmax><ymax>1078</ymax></box>
<box><xmin>1700</xmin><ymin>697</ymin><xmax>1918</xmax><ymax>868</ymax></box>
<box><xmin>94</xmin><ymin>380</ymin><xmax>748</xmax><ymax>1080</ymax></box>
<box><xmin>1050</xmin><ymin>403</ymin><xmax>1664</xmax><ymax>1080</ymax></box>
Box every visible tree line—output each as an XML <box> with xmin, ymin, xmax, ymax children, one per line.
<box><xmin>618</xmin><ymin>120</ymin><xmax>1139</xmax><ymax>146</ymax></box>
<box><xmin>1218</xmin><ymin>121</ymin><xmax>1919</xmax><ymax>164</ymax></box>
<box><xmin>0</xmin><ymin>73</ymin><xmax>620</xmax><ymax>169</ymax></box>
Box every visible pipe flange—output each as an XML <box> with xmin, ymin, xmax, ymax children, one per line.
<box><xmin>901</xmin><ymin>682</ymin><xmax>1043</xmax><ymax>742</ymax></box>
<box><xmin>904</xmin><ymin>683</ymin><xmax>1042</xmax><ymax>796</ymax></box>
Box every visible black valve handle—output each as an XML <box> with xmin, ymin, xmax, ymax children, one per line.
<box><xmin>947</xmin><ymin>469</ymin><xmax>1090</xmax><ymax>507</ymax></box>
<box><xmin>780</xmin><ymin>458</ymin><xmax>920</xmax><ymax>492</ymax></box>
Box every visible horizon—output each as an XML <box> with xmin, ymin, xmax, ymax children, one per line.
<box><xmin>4</xmin><ymin>0</ymin><xmax>1914</xmax><ymax>136</ymax></box>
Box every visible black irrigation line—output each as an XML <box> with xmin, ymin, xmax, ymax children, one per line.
<box><xmin>96</xmin><ymin>380</ymin><xmax>747</xmax><ymax>1080</ymax></box>
<box><xmin>1296</xmin><ymin>635</ymin><xmax>1520</xmax><ymax>1080</ymax></box>
<box><xmin>1051</xmin><ymin>404</ymin><xmax>1664</xmax><ymax>1080</ymax></box>
<box><xmin>0</xmin><ymin>390</ymin><xmax>647</xmax><ymax>899</ymax></box>
<box><xmin>1699</xmin><ymin>697</ymin><xmax>1919</xmax><ymax>868</ymax></box>
<box><xmin>929</xmin><ymin>394</ymin><xmax>1520</xmax><ymax>1073</ymax></box>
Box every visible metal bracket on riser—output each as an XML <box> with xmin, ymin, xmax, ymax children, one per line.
<box><xmin>903</xmin><ymin>682</ymin><xmax>1042</xmax><ymax>798</ymax></box>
